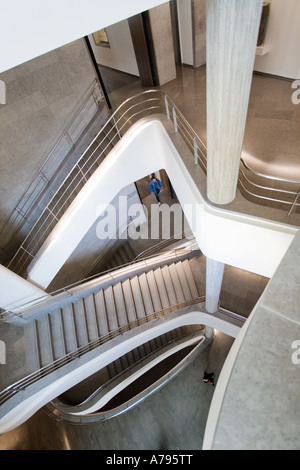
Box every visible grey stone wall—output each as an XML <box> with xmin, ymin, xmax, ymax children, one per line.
<box><xmin>0</xmin><ymin>39</ymin><xmax>100</xmax><ymax>231</ymax></box>
<box><xmin>193</xmin><ymin>0</ymin><xmax>206</xmax><ymax>67</ymax></box>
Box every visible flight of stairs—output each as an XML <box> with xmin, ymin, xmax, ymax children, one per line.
<box><xmin>24</xmin><ymin>259</ymin><xmax>203</xmax><ymax>385</ymax></box>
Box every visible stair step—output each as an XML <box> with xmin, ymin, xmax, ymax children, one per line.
<box><xmin>130</xmin><ymin>276</ymin><xmax>146</xmax><ymax>320</ymax></box>
<box><xmin>24</xmin><ymin>320</ymin><xmax>41</xmax><ymax>372</ymax></box>
<box><xmin>118</xmin><ymin>245</ymin><xmax>129</xmax><ymax>265</ymax></box>
<box><xmin>121</xmin><ymin>279</ymin><xmax>137</xmax><ymax>325</ymax></box>
<box><xmin>61</xmin><ymin>303</ymin><xmax>78</xmax><ymax>353</ymax></box>
<box><xmin>153</xmin><ymin>268</ymin><xmax>170</xmax><ymax>309</ymax></box>
<box><xmin>114</xmin><ymin>251</ymin><xmax>124</xmax><ymax>267</ymax></box>
<box><xmin>168</xmin><ymin>263</ymin><xmax>186</xmax><ymax>304</ymax></box>
<box><xmin>112</xmin><ymin>358</ymin><xmax>124</xmax><ymax>375</ymax></box>
<box><xmin>138</xmin><ymin>273</ymin><xmax>154</xmax><ymax>315</ymax></box>
<box><xmin>73</xmin><ymin>298</ymin><xmax>89</xmax><ymax>347</ymax></box>
<box><xmin>113</xmin><ymin>283</ymin><xmax>128</xmax><ymax>328</ymax></box>
<box><xmin>121</xmin><ymin>242</ymin><xmax>135</xmax><ymax>262</ymax></box>
<box><xmin>146</xmin><ymin>270</ymin><xmax>163</xmax><ymax>311</ymax></box>
<box><xmin>49</xmin><ymin>308</ymin><xmax>67</xmax><ymax>359</ymax></box>
<box><xmin>182</xmin><ymin>259</ymin><xmax>199</xmax><ymax>298</ymax></box>
<box><xmin>161</xmin><ymin>265</ymin><xmax>177</xmax><ymax>305</ymax></box>
<box><xmin>83</xmin><ymin>294</ymin><xmax>100</xmax><ymax>341</ymax></box>
<box><xmin>104</xmin><ymin>285</ymin><xmax>119</xmax><ymax>332</ymax></box>
<box><xmin>175</xmin><ymin>261</ymin><xmax>192</xmax><ymax>300</ymax></box>
<box><xmin>119</xmin><ymin>353</ymin><xmax>130</xmax><ymax>370</ymax></box>
<box><xmin>107</xmin><ymin>361</ymin><xmax>118</xmax><ymax>379</ymax></box>
<box><xmin>36</xmin><ymin>315</ymin><xmax>54</xmax><ymax>366</ymax></box>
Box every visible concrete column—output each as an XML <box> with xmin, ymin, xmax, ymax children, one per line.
<box><xmin>205</xmin><ymin>257</ymin><xmax>225</xmax><ymax>338</ymax></box>
<box><xmin>206</xmin><ymin>0</ymin><xmax>263</xmax><ymax>204</ymax></box>
<box><xmin>206</xmin><ymin>257</ymin><xmax>225</xmax><ymax>313</ymax></box>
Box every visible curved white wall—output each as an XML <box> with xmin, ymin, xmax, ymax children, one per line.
<box><xmin>27</xmin><ymin>118</ymin><xmax>297</xmax><ymax>289</ymax></box>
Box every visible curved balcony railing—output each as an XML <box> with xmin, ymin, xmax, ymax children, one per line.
<box><xmin>6</xmin><ymin>89</ymin><xmax>300</xmax><ymax>278</ymax></box>
<box><xmin>45</xmin><ymin>332</ymin><xmax>207</xmax><ymax>424</ymax></box>
<box><xmin>0</xmin><ymin>238</ymin><xmax>198</xmax><ymax>322</ymax></box>
<box><xmin>0</xmin><ymin>295</ymin><xmax>207</xmax><ymax>408</ymax></box>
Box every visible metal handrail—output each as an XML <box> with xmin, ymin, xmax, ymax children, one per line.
<box><xmin>0</xmin><ymin>79</ymin><xmax>104</xmax><ymax>253</ymax></box>
<box><xmin>0</xmin><ymin>239</ymin><xmax>198</xmax><ymax>321</ymax></box>
<box><xmin>7</xmin><ymin>91</ymin><xmax>164</xmax><ymax>276</ymax></box>
<box><xmin>44</xmin><ymin>333</ymin><xmax>207</xmax><ymax>424</ymax></box>
<box><xmin>0</xmin><ymin>295</ymin><xmax>206</xmax><ymax>407</ymax></box>
<box><xmin>52</xmin><ymin>330</ymin><xmax>206</xmax><ymax>412</ymax></box>
<box><xmin>6</xmin><ymin>89</ymin><xmax>300</xmax><ymax>277</ymax></box>
<box><xmin>240</xmin><ymin>157</ymin><xmax>300</xmax><ymax>185</ymax></box>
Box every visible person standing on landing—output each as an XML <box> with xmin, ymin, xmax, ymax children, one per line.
<box><xmin>150</xmin><ymin>176</ymin><xmax>162</xmax><ymax>205</ymax></box>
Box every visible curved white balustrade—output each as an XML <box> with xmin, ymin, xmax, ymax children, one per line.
<box><xmin>26</xmin><ymin>117</ymin><xmax>297</xmax><ymax>289</ymax></box>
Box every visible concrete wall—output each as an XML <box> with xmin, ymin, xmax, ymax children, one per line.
<box><xmin>148</xmin><ymin>3</ymin><xmax>177</xmax><ymax>85</ymax></box>
<box><xmin>177</xmin><ymin>0</ymin><xmax>206</xmax><ymax>67</ymax></box>
<box><xmin>0</xmin><ymin>39</ymin><xmax>99</xmax><ymax>230</ymax></box>
<box><xmin>193</xmin><ymin>0</ymin><xmax>206</xmax><ymax>67</ymax></box>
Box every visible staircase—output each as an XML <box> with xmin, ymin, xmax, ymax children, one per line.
<box><xmin>24</xmin><ymin>258</ymin><xmax>204</xmax><ymax>379</ymax></box>
<box><xmin>88</xmin><ymin>240</ymin><xmax>136</xmax><ymax>278</ymax></box>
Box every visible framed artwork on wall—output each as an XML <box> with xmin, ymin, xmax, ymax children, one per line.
<box><xmin>92</xmin><ymin>29</ymin><xmax>110</xmax><ymax>48</ymax></box>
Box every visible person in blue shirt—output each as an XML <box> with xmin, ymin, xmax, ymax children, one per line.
<box><xmin>150</xmin><ymin>176</ymin><xmax>162</xmax><ymax>205</ymax></box>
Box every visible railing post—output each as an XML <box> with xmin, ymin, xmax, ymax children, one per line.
<box><xmin>112</xmin><ymin>116</ymin><xmax>121</xmax><ymax>140</ymax></box>
<box><xmin>194</xmin><ymin>136</ymin><xmax>198</xmax><ymax>164</ymax></box>
<box><xmin>164</xmin><ymin>95</ymin><xmax>170</xmax><ymax>120</ymax></box>
<box><xmin>288</xmin><ymin>188</ymin><xmax>300</xmax><ymax>216</ymax></box>
<box><xmin>172</xmin><ymin>106</ymin><xmax>178</xmax><ymax>133</ymax></box>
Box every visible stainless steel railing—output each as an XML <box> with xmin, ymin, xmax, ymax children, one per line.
<box><xmin>6</xmin><ymin>90</ymin><xmax>164</xmax><ymax>277</ymax></box>
<box><xmin>0</xmin><ymin>238</ymin><xmax>198</xmax><ymax>322</ymax></box>
<box><xmin>0</xmin><ymin>295</ymin><xmax>206</xmax><ymax>407</ymax></box>
<box><xmin>6</xmin><ymin>89</ymin><xmax>300</xmax><ymax>278</ymax></box>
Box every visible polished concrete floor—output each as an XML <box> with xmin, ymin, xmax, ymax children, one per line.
<box><xmin>109</xmin><ymin>65</ymin><xmax>300</xmax><ymax>181</ymax></box>
<box><xmin>0</xmin><ymin>64</ymin><xmax>298</xmax><ymax>450</ymax></box>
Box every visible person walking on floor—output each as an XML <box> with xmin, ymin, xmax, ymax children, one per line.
<box><xmin>150</xmin><ymin>176</ymin><xmax>162</xmax><ymax>205</ymax></box>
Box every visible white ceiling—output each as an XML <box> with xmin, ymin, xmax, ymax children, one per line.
<box><xmin>0</xmin><ymin>0</ymin><xmax>168</xmax><ymax>73</ymax></box>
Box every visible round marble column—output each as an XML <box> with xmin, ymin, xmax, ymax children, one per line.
<box><xmin>206</xmin><ymin>0</ymin><xmax>263</xmax><ymax>204</ymax></box>
<box><xmin>205</xmin><ymin>257</ymin><xmax>225</xmax><ymax>337</ymax></box>
<box><xmin>204</xmin><ymin>0</ymin><xmax>263</xmax><ymax>323</ymax></box>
